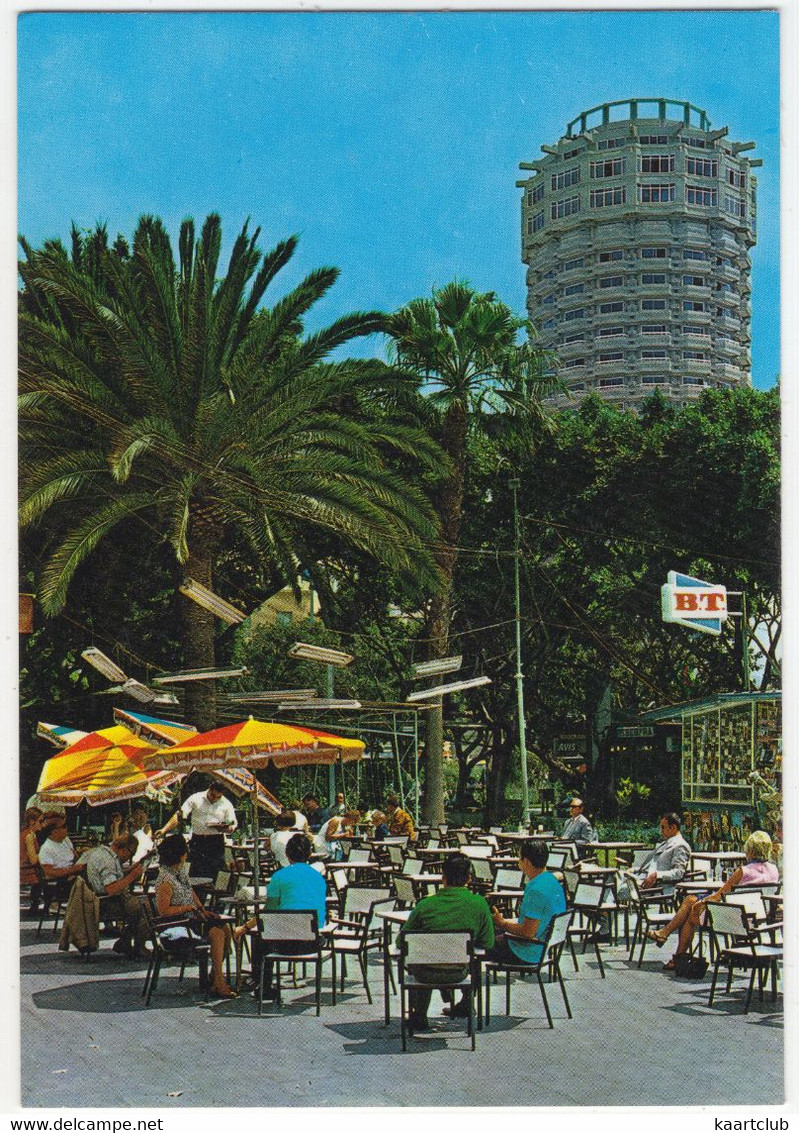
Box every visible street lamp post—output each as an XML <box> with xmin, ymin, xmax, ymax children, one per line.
<box><xmin>509</xmin><ymin>478</ymin><xmax>531</xmax><ymax>830</ymax></box>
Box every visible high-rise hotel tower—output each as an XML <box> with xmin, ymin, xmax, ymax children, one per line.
<box><xmin>518</xmin><ymin>99</ymin><xmax>759</xmax><ymax>409</ymax></box>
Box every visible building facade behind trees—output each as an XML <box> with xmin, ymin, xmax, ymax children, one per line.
<box><xmin>518</xmin><ymin>98</ymin><xmax>758</xmax><ymax>411</ymax></box>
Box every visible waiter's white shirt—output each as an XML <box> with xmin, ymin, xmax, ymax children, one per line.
<box><xmin>180</xmin><ymin>791</ymin><xmax>237</xmax><ymax>835</ymax></box>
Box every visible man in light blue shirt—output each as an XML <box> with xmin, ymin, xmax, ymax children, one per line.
<box><xmin>257</xmin><ymin>833</ymin><xmax>327</xmax><ymax>1000</ymax></box>
<box><xmin>489</xmin><ymin>840</ymin><xmax>566</xmax><ymax>965</ymax></box>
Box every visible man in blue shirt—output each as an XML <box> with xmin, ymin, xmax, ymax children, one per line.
<box><xmin>488</xmin><ymin>839</ymin><xmax>566</xmax><ymax>965</ymax></box>
<box><xmin>256</xmin><ymin>833</ymin><xmax>327</xmax><ymax>1000</ymax></box>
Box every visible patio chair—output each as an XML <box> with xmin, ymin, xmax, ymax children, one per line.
<box><xmin>347</xmin><ymin>848</ymin><xmax>373</xmax><ymax>863</ymax></box>
<box><xmin>141</xmin><ymin>899</ymin><xmax>211</xmax><ymax>1007</ymax></box>
<box><xmin>328</xmin><ymin>892</ymin><xmax>395</xmax><ymax>1002</ymax></box>
<box><xmin>545</xmin><ymin>849</ymin><xmax>567</xmax><ymax>872</ymax></box>
<box><xmin>567</xmin><ymin>879</ymin><xmax>615</xmax><ymax>978</ymax></box>
<box><xmin>401</xmin><ymin>856</ymin><xmax>426</xmax><ymax>876</ymax></box>
<box><xmin>398</xmin><ymin>931</ymin><xmax>478</xmax><ymax>1051</ymax></box>
<box><xmin>706</xmin><ymin>901</ymin><xmax>782</xmax><ymax>1013</ymax></box>
<box><xmin>392</xmin><ymin>873</ymin><xmax>418</xmax><ymax>909</ymax></box>
<box><xmin>460</xmin><ymin>844</ymin><xmax>493</xmax><ymax>860</ymax></box>
<box><xmin>624</xmin><ymin>873</ymin><xmax>674</xmax><ymax>967</ymax></box>
<box><xmin>481</xmin><ymin>908</ymin><xmax>575</xmax><ymax>1028</ymax></box>
<box><xmin>256</xmin><ymin>910</ymin><xmax>336</xmax><ymax>1015</ymax></box>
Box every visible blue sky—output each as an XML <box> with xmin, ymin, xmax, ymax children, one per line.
<box><xmin>18</xmin><ymin>9</ymin><xmax>780</xmax><ymax>387</ymax></box>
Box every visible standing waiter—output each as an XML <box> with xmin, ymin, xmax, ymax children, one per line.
<box><xmin>156</xmin><ymin>780</ymin><xmax>237</xmax><ymax>879</ymax></box>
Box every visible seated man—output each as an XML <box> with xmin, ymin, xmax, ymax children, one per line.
<box><xmin>37</xmin><ymin>818</ymin><xmax>84</xmax><ymax>896</ymax></box>
<box><xmin>84</xmin><ymin>833</ymin><xmax>149</xmax><ymax>958</ymax></box>
<box><xmin>399</xmin><ymin>853</ymin><xmax>494</xmax><ymax>1034</ymax></box>
<box><xmin>300</xmin><ymin>794</ymin><xmax>324</xmax><ymax>834</ymax></box>
<box><xmin>385</xmin><ymin>793</ymin><xmax>415</xmax><ymax>841</ymax></box>
<box><xmin>130</xmin><ymin>806</ymin><xmax>154</xmax><ymax>864</ymax></box>
<box><xmin>489</xmin><ymin>839</ymin><xmax>566</xmax><ymax>966</ymax></box>
<box><xmin>257</xmin><ymin>833</ymin><xmax>328</xmax><ymax>1000</ymax></box>
<box><xmin>618</xmin><ymin>812</ymin><xmax>692</xmax><ymax>900</ymax></box>
<box><xmin>561</xmin><ymin>798</ymin><xmax>598</xmax><ymax>849</ymax></box>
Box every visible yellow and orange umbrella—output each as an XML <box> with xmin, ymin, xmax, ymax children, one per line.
<box><xmin>113</xmin><ymin>709</ymin><xmax>283</xmax><ymax>814</ymax></box>
<box><xmin>142</xmin><ymin>717</ymin><xmax>365</xmax><ymax>774</ymax></box>
<box><xmin>36</xmin><ymin>725</ymin><xmax>181</xmax><ymax>807</ymax></box>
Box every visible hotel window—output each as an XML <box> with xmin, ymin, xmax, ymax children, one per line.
<box><xmin>684</xmin><ymin>137</ymin><xmax>708</xmax><ymax>149</ymax></box>
<box><xmin>563</xmin><ymin>146</ymin><xmax>583</xmax><ymax>160</ymax></box>
<box><xmin>564</xmin><ymin>283</ymin><xmax>585</xmax><ymax>296</ymax></box>
<box><xmin>598</xmin><ymin>249</ymin><xmax>623</xmax><ymax>263</ymax></box>
<box><xmin>686</xmin><ymin>157</ymin><xmax>718</xmax><ymax>177</ymax></box>
<box><xmin>597</xmin><ymin>137</ymin><xmax>626</xmax><ymax>150</ymax></box>
<box><xmin>599</xmin><ymin>301</ymin><xmax>624</xmax><ymax>314</ymax></box>
<box><xmin>686</xmin><ymin>185</ymin><xmax>718</xmax><ymax>206</ymax></box>
<box><xmin>597</xmin><ymin>326</ymin><xmax>624</xmax><ymax>337</ymax></box>
<box><xmin>716</xmin><ymin>256</ymin><xmax>734</xmax><ymax>268</ymax></box>
<box><xmin>562</xmin><ymin>357</ymin><xmax>586</xmax><ymax>370</ymax></box>
<box><xmin>716</xmin><ymin>281</ymin><xmax>735</xmax><ymax>294</ymax></box>
<box><xmin>551</xmin><ymin>167</ymin><xmax>580</xmax><ymax>191</ymax></box>
<box><xmin>641</xmin><ymin>273</ymin><xmax>666</xmax><ymax>285</ymax></box>
<box><xmin>683</xmin><ymin>325</ymin><xmax>710</xmax><ymax>337</ymax></box>
<box><xmin>640</xmin><ymin>154</ymin><xmax>674</xmax><ymax>174</ymax></box>
<box><xmin>684</xmin><ymin>351</ymin><xmax>708</xmax><ymax>361</ymax></box>
<box><xmin>683</xmin><ymin>275</ymin><xmax>707</xmax><ymax>287</ymax></box>
<box><xmin>531</xmin><ymin>210</ymin><xmax>545</xmax><ymax>233</ymax></box>
<box><xmin>563</xmin><ymin>257</ymin><xmax>585</xmax><ymax>271</ymax></box>
<box><xmin>725</xmin><ymin>195</ymin><xmax>746</xmax><ymax>219</ymax></box>
<box><xmin>564</xmin><ymin>332</ymin><xmax>585</xmax><ymax>344</ymax></box>
<box><xmin>590</xmin><ymin>158</ymin><xmax>625</xmax><ymax>179</ymax></box>
<box><xmin>599</xmin><ymin>377</ymin><xmax>625</xmax><ymax>387</ymax></box>
<box><xmin>531</xmin><ymin>182</ymin><xmax>545</xmax><ymax>203</ymax></box>
<box><xmin>638</xmin><ymin>134</ymin><xmax>669</xmax><ymax>145</ymax></box>
<box><xmin>540</xmin><ymin>293</ymin><xmax>556</xmax><ymax>305</ymax></box>
<box><xmin>728</xmin><ymin>169</ymin><xmax>746</xmax><ymax>189</ymax></box>
<box><xmin>683</xmin><ymin>300</ymin><xmax>707</xmax><ymax>312</ymax></box>
<box><xmin>641</xmin><ymin>247</ymin><xmax>667</xmax><ymax>259</ymax></box>
<box><xmin>563</xmin><ymin>308</ymin><xmax>585</xmax><ymax>322</ymax></box>
<box><xmin>641</xmin><ymin>324</ymin><xmax>667</xmax><ymax>335</ymax></box>
<box><xmin>683</xmin><ymin>377</ymin><xmax>706</xmax><ymax>386</ymax></box>
<box><xmin>551</xmin><ymin>195</ymin><xmax>580</xmax><ymax>220</ymax></box>
<box><xmin>570</xmin><ymin>383</ymin><xmax>586</xmax><ymax>391</ymax></box>
<box><xmin>643</xmin><ymin>374</ymin><xmax>669</xmax><ymax>384</ymax></box>
<box><xmin>590</xmin><ymin>186</ymin><xmax>626</xmax><ymax>207</ymax></box>
<box><xmin>684</xmin><ymin>249</ymin><xmax>709</xmax><ymax>261</ymax></box>
<box><xmin>715</xmin><ymin>330</ymin><xmax>732</xmax><ymax>341</ymax></box>
<box><xmin>717</xmin><ymin>306</ymin><xmax>734</xmax><ymax>319</ymax></box>
<box><xmin>639</xmin><ymin>183</ymin><xmax>675</xmax><ymax>203</ymax></box>
<box><xmin>641</xmin><ymin>349</ymin><xmax>667</xmax><ymax>359</ymax></box>
<box><xmin>598</xmin><ymin>351</ymin><xmax>623</xmax><ymax>364</ymax></box>
<box><xmin>642</xmin><ymin>299</ymin><xmax>667</xmax><ymax>311</ymax></box>
<box><xmin>598</xmin><ymin>275</ymin><xmax>623</xmax><ymax>289</ymax></box>
<box><xmin>542</xmin><ymin>318</ymin><xmax>556</xmax><ymax>330</ymax></box>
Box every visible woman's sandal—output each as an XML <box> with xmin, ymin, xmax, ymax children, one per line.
<box><xmin>211</xmin><ymin>983</ymin><xmax>239</xmax><ymax>999</ymax></box>
<box><xmin>646</xmin><ymin>930</ymin><xmax>667</xmax><ymax>947</ymax></box>
<box><xmin>662</xmin><ymin>958</ymin><xmax>678</xmax><ymax>971</ymax></box>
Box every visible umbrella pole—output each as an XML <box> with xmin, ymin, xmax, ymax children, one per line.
<box><xmin>251</xmin><ymin>774</ymin><xmax>260</xmax><ymax>904</ymax></box>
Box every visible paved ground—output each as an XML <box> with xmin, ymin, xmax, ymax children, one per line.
<box><xmin>20</xmin><ymin>914</ymin><xmax>783</xmax><ymax>1109</ymax></box>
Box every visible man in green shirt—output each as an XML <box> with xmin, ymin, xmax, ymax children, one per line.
<box><xmin>400</xmin><ymin>853</ymin><xmax>494</xmax><ymax>1033</ymax></box>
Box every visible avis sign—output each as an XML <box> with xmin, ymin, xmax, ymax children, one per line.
<box><xmin>661</xmin><ymin>570</ymin><xmax>727</xmax><ymax>637</ymax></box>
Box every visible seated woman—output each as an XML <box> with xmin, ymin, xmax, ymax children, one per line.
<box><xmin>155</xmin><ymin>834</ymin><xmax>254</xmax><ymax>999</ymax></box>
<box><xmin>314</xmin><ymin>810</ymin><xmax>360</xmax><ymax>860</ymax></box>
<box><xmin>648</xmin><ymin>829</ymin><xmax>779</xmax><ymax>970</ymax></box>
<box><xmin>20</xmin><ymin>808</ymin><xmax>44</xmax><ymax>909</ymax></box>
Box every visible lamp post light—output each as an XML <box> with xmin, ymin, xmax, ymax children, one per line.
<box><xmin>509</xmin><ymin>478</ymin><xmax>531</xmax><ymax>830</ymax></box>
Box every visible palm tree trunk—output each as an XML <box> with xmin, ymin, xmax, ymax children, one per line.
<box><xmin>422</xmin><ymin>401</ymin><xmax>467</xmax><ymax>826</ymax></box>
<box><xmin>180</xmin><ymin>533</ymin><xmax>217</xmax><ymax>732</ymax></box>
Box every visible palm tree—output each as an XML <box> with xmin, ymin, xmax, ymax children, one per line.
<box><xmin>20</xmin><ymin>214</ymin><xmax>440</xmax><ymax>729</ymax></box>
<box><xmin>385</xmin><ymin>281</ymin><xmax>559</xmax><ymax>824</ymax></box>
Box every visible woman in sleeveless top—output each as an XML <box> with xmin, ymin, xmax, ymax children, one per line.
<box><xmin>155</xmin><ymin>834</ymin><xmax>253</xmax><ymax>998</ymax></box>
<box><xmin>648</xmin><ymin>830</ymin><xmax>779</xmax><ymax>968</ymax></box>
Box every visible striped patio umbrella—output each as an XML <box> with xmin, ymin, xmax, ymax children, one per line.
<box><xmin>36</xmin><ymin>726</ymin><xmax>180</xmax><ymax>807</ymax></box>
<box><xmin>142</xmin><ymin>718</ymin><xmax>365</xmax><ymax>773</ymax></box>
<box><xmin>113</xmin><ymin>708</ymin><xmax>282</xmax><ymax>815</ymax></box>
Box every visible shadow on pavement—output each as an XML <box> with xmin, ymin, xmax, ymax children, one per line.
<box><xmin>32</xmin><ymin>978</ymin><xmax>204</xmax><ymax>1013</ymax></box>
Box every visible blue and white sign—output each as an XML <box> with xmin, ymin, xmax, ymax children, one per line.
<box><xmin>661</xmin><ymin>570</ymin><xmax>728</xmax><ymax>637</ymax></box>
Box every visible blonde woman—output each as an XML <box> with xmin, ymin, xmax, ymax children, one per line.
<box><xmin>648</xmin><ymin>830</ymin><xmax>779</xmax><ymax>970</ymax></box>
